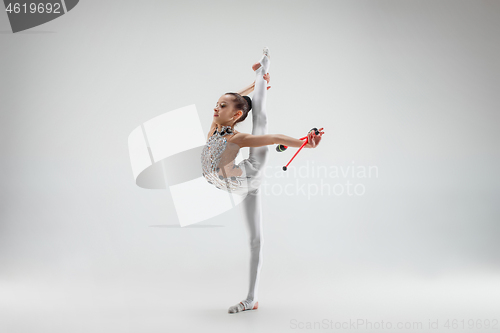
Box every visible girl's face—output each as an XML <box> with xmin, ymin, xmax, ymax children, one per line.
<box><xmin>213</xmin><ymin>94</ymin><xmax>241</xmax><ymax>126</ymax></box>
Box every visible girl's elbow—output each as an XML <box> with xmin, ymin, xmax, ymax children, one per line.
<box><xmin>272</xmin><ymin>134</ymin><xmax>282</xmax><ymax>145</ymax></box>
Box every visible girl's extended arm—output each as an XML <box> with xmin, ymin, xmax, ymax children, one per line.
<box><xmin>232</xmin><ymin>129</ymin><xmax>324</xmax><ymax>149</ymax></box>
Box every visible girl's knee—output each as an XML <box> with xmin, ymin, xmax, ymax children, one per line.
<box><xmin>257</xmin><ymin>146</ymin><xmax>269</xmax><ymax>165</ymax></box>
<box><xmin>250</xmin><ymin>237</ymin><xmax>263</xmax><ymax>249</ymax></box>
<box><xmin>253</xmin><ymin>114</ymin><xmax>268</xmax><ymax>126</ymax></box>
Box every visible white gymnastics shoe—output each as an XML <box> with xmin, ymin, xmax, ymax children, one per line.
<box><xmin>228</xmin><ymin>299</ymin><xmax>259</xmax><ymax>314</ymax></box>
<box><xmin>252</xmin><ymin>47</ymin><xmax>271</xmax><ymax>73</ymax></box>
<box><xmin>263</xmin><ymin>46</ymin><xmax>270</xmax><ymax>58</ymax></box>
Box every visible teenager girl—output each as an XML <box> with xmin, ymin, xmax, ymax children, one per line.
<box><xmin>201</xmin><ymin>47</ymin><xmax>324</xmax><ymax>313</ymax></box>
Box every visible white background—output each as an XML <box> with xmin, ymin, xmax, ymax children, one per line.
<box><xmin>1</xmin><ymin>1</ymin><xmax>499</xmax><ymax>332</ymax></box>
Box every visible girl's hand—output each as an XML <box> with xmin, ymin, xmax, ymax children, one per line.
<box><xmin>306</xmin><ymin>127</ymin><xmax>325</xmax><ymax>148</ymax></box>
<box><xmin>252</xmin><ymin>73</ymin><xmax>271</xmax><ymax>91</ymax></box>
<box><xmin>251</xmin><ymin>73</ymin><xmax>271</xmax><ymax>91</ymax></box>
<box><xmin>264</xmin><ymin>73</ymin><xmax>271</xmax><ymax>90</ymax></box>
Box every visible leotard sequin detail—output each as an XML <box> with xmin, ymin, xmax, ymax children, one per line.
<box><xmin>201</xmin><ymin>125</ymin><xmax>248</xmax><ymax>192</ymax></box>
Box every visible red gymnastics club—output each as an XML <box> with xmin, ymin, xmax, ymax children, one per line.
<box><xmin>276</xmin><ymin>128</ymin><xmax>320</xmax><ymax>171</ymax></box>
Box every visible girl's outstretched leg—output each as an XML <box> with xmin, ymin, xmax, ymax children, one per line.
<box><xmin>248</xmin><ymin>48</ymin><xmax>271</xmax><ymax>170</ymax></box>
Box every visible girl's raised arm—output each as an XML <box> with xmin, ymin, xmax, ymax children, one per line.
<box><xmin>236</xmin><ymin>74</ymin><xmax>270</xmax><ymax>96</ymax></box>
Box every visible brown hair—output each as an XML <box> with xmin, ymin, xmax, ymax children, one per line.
<box><xmin>225</xmin><ymin>92</ymin><xmax>251</xmax><ymax>126</ymax></box>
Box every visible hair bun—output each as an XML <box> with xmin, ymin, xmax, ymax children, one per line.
<box><xmin>242</xmin><ymin>95</ymin><xmax>252</xmax><ymax>111</ymax></box>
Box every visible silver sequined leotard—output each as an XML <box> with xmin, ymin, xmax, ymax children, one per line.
<box><xmin>201</xmin><ymin>125</ymin><xmax>249</xmax><ymax>193</ymax></box>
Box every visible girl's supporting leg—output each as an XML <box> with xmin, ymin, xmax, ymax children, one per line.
<box><xmin>242</xmin><ymin>186</ymin><xmax>264</xmax><ymax>303</ymax></box>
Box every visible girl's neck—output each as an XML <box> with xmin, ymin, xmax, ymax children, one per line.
<box><xmin>216</xmin><ymin>123</ymin><xmax>234</xmax><ymax>132</ymax></box>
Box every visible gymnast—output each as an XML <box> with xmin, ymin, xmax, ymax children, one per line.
<box><xmin>200</xmin><ymin>47</ymin><xmax>325</xmax><ymax>313</ymax></box>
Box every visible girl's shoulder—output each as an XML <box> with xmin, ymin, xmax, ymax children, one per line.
<box><xmin>226</xmin><ymin>131</ymin><xmax>247</xmax><ymax>148</ymax></box>
<box><xmin>227</xmin><ymin>130</ymin><xmax>243</xmax><ymax>139</ymax></box>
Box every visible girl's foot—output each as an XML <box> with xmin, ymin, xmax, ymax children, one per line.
<box><xmin>263</xmin><ymin>46</ymin><xmax>270</xmax><ymax>58</ymax></box>
<box><xmin>228</xmin><ymin>299</ymin><xmax>259</xmax><ymax>314</ymax></box>
<box><xmin>251</xmin><ymin>46</ymin><xmax>271</xmax><ymax>72</ymax></box>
